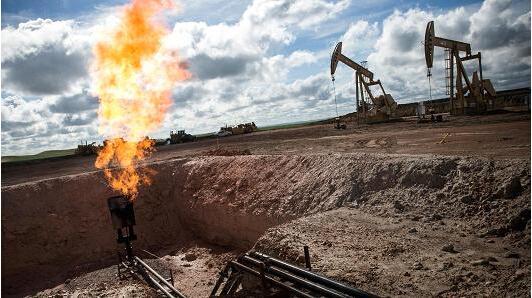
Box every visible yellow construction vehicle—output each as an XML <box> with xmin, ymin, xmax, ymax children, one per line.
<box><xmin>75</xmin><ymin>141</ymin><xmax>100</xmax><ymax>156</ymax></box>
<box><xmin>168</xmin><ymin>130</ymin><xmax>196</xmax><ymax>144</ymax></box>
<box><xmin>330</xmin><ymin>42</ymin><xmax>398</xmax><ymax>123</ymax></box>
<box><xmin>424</xmin><ymin>21</ymin><xmax>496</xmax><ymax>115</ymax></box>
<box><xmin>216</xmin><ymin>122</ymin><xmax>257</xmax><ymax>136</ymax></box>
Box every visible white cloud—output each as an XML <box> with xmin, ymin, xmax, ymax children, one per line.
<box><xmin>1</xmin><ymin>18</ymin><xmax>91</xmax><ymax>96</ymax></box>
<box><xmin>1</xmin><ymin>0</ymin><xmax>530</xmax><ymax>155</ymax></box>
<box><xmin>363</xmin><ymin>0</ymin><xmax>530</xmax><ymax>103</ymax></box>
<box><xmin>340</xmin><ymin>20</ymin><xmax>380</xmax><ymax>59</ymax></box>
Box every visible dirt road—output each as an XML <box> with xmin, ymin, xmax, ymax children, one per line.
<box><xmin>2</xmin><ymin>112</ymin><xmax>529</xmax><ymax>186</ymax></box>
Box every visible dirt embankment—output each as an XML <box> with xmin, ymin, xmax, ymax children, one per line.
<box><xmin>2</xmin><ymin>153</ymin><xmax>530</xmax><ymax>296</ymax></box>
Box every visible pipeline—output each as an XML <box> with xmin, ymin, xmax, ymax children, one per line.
<box><xmin>211</xmin><ymin>249</ymin><xmax>378</xmax><ymax>298</ymax></box>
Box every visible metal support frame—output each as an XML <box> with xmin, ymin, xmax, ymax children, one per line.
<box><xmin>211</xmin><ymin>248</ymin><xmax>378</xmax><ymax>298</ymax></box>
<box><xmin>331</xmin><ymin>42</ymin><xmax>394</xmax><ymax>123</ymax></box>
<box><xmin>425</xmin><ymin>21</ymin><xmax>494</xmax><ymax>115</ymax></box>
<box><xmin>355</xmin><ymin>72</ymin><xmax>360</xmax><ymax>125</ymax></box>
<box><xmin>108</xmin><ymin>196</ymin><xmax>185</xmax><ymax>298</ymax></box>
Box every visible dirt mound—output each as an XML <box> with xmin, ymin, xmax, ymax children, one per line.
<box><xmin>179</xmin><ymin>154</ymin><xmax>530</xmax><ymax>235</ymax></box>
<box><xmin>201</xmin><ymin>147</ymin><xmax>252</xmax><ymax>156</ymax></box>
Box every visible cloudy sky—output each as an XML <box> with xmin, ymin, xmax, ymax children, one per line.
<box><xmin>1</xmin><ymin>0</ymin><xmax>530</xmax><ymax>155</ymax></box>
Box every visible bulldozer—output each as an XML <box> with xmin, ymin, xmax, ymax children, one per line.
<box><xmin>217</xmin><ymin>122</ymin><xmax>258</xmax><ymax>136</ymax></box>
<box><xmin>168</xmin><ymin>130</ymin><xmax>196</xmax><ymax>144</ymax></box>
<box><xmin>75</xmin><ymin>141</ymin><xmax>100</xmax><ymax>156</ymax></box>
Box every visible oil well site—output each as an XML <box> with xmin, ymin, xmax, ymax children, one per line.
<box><xmin>1</xmin><ymin>0</ymin><xmax>531</xmax><ymax>297</ymax></box>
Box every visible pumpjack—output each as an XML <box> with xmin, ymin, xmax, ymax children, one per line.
<box><xmin>330</xmin><ymin>42</ymin><xmax>397</xmax><ymax>123</ymax></box>
<box><xmin>425</xmin><ymin>21</ymin><xmax>496</xmax><ymax>115</ymax></box>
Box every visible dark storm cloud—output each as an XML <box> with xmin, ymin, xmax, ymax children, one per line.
<box><xmin>172</xmin><ymin>84</ymin><xmax>199</xmax><ymax>104</ymax></box>
<box><xmin>2</xmin><ymin>44</ymin><xmax>88</xmax><ymax>95</ymax></box>
<box><xmin>1</xmin><ymin>120</ymin><xmax>34</xmax><ymax>131</ymax></box>
<box><xmin>62</xmin><ymin>112</ymin><xmax>97</xmax><ymax>126</ymax></box>
<box><xmin>472</xmin><ymin>19</ymin><xmax>530</xmax><ymax>50</ymax></box>
<box><xmin>289</xmin><ymin>75</ymin><xmax>332</xmax><ymax>101</ymax></box>
<box><xmin>470</xmin><ymin>0</ymin><xmax>530</xmax><ymax>50</ymax></box>
<box><xmin>189</xmin><ymin>54</ymin><xmax>255</xmax><ymax>80</ymax></box>
<box><xmin>49</xmin><ymin>91</ymin><xmax>98</xmax><ymax>114</ymax></box>
<box><xmin>391</xmin><ymin>30</ymin><xmax>420</xmax><ymax>52</ymax></box>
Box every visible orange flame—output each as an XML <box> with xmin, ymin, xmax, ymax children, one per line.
<box><xmin>92</xmin><ymin>0</ymin><xmax>190</xmax><ymax>198</ymax></box>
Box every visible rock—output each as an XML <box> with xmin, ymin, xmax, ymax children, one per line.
<box><xmin>393</xmin><ymin>200</ymin><xmax>405</xmax><ymax>212</ymax></box>
<box><xmin>430</xmin><ymin>213</ymin><xmax>443</xmax><ymax>221</ymax></box>
<box><xmin>514</xmin><ymin>269</ymin><xmax>527</xmax><ymax>280</ymax></box>
<box><xmin>411</xmin><ymin>215</ymin><xmax>422</xmax><ymax>221</ymax></box>
<box><xmin>296</xmin><ymin>255</ymin><xmax>305</xmax><ymax>263</ymax></box>
<box><xmin>471</xmin><ymin>259</ymin><xmax>489</xmax><ymax>266</ymax></box>
<box><xmin>404</xmin><ymin>271</ymin><xmax>411</xmax><ymax>277</ymax></box>
<box><xmin>413</xmin><ymin>262</ymin><xmax>423</xmax><ymax>270</ymax></box>
<box><xmin>460</xmin><ymin>195</ymin><xmax>474</xmax><ymax>204</ymax></box>
<box><xmin>508</xmin><ymin>208</ymin><xmax>531</xmax><ymax>232</ymax></box>
<box><xmin>482</xmin><ymin>227</ymin><xmax>507</xmax><ymax>237</ymax></box>
<box><xmin>65</xmin><ymin>279</ymin><xmax>71</xmax><ymax>284</ymax></box>
<box><xmin>449</xmin><ymin>285</ymin><xmax>458</xmax><ymax>292</ymax></box>
<box><xmin>408</xmin><ymin>227</ymin><xmax>417</xmax><ymax>233</ymax></box>
<box><xmin>440</xmin><ymin>262</ymin><xmax>453</xmax><ymax>271</ymax></box>
<box><xmin>505</xmin><ymin>177</ymin><xmax>522</xmax><ymax>199</ymax></box>
<box><xmin>442</xmin><ymin>244</ymin><xmax>456</xmax><ymax>253</ymax></box>
<box><xmin>487</xmin><ymin>256</ymin><xmax>498</xmax><ymax>262</ymax></box>
<box><xmin>486</xmin><ymin>239</ymin><xmax>495</xmax><ymax>243</ymax></box>
<box><xmin>504</xmin><ymin>252</ymin><xmax>520</xmax><ymax>259</ymax></box>
<box><xmin>184</xmin><ymin>252</ymin><xmax>197</xmax><ymax>262</ymax></box>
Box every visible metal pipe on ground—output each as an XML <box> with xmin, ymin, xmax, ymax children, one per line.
<box><xmin>250</xmin><ymin>251</ymin><xmax>378</xmax><ymax>298</ymax></box>
<box><xmin>228</xmin><ymin>260</ymin><xmax>314</xmax><ymax>298</ymax></box>
<box><xmin>134</xmin><ymin>256</ymin><xmax>186</xmax><ymax>298</ymax></box>
<box><xmin>241</xmin><ymin>255</ymin><xmax>347</xmax><ymax>298</ymax></box>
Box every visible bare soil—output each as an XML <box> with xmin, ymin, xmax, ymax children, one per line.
<box><xmin>2</xmin><ymin>112</ymin><xmax>530</xmax><ymax>297</ymax></box>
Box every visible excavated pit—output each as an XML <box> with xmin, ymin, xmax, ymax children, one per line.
<box><xmin>2</xmin><ymin>153</ymin><xmax>530</xmax><ymax>297</ymax></box>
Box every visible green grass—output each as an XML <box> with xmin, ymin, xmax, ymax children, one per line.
<box><xmin>257</xmin><ymin>119</ymin><xmax>325</xmax><ymax>131</ymax></box>
<box><xmin>2</xmin><ymin>149</ymin><xmax>76</xmax><ymax>163</ymax></box>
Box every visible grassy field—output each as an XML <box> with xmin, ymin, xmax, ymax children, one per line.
<box><xmin>2</xmin><ymin>149</ymin><xmax>76</xmax><ymax>163</ymax></box>
<box><xmin>257</xmin><ymin>119</ymin><xmax>326</xmax><ymax>131</ymax></box>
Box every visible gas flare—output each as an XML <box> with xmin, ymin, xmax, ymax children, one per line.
<box><xmin>92</xmin><ymin>0</ymin><xmax>190</xmax><ymax>198</ymax></box>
